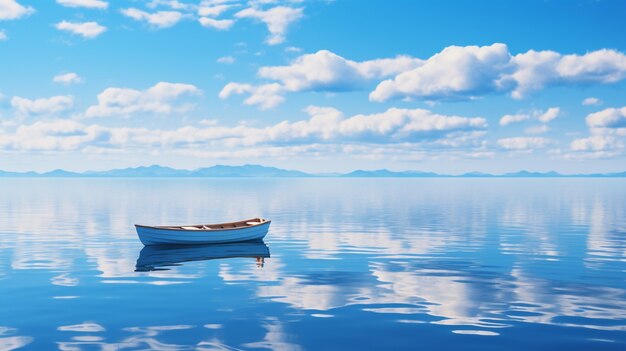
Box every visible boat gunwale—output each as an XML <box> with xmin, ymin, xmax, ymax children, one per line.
<box><xmin>134</xmin><ymin>218</ymin><xmax>270</xmax><ymax>232</ymax></box>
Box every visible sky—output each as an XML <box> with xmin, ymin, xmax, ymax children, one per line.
<box><xmin>0</xmin><ymin>0</ymin><xmax>625</xmax><ymax>173</ymax></box>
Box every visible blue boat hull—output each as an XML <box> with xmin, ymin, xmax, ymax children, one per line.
<box><xmin>135</xmin><ymin>220</ymin><xmax>270</xmax><ymax>246</ymax></box>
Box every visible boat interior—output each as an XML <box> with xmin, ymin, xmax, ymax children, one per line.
<box><xmin>160</xmin><ymin>218</ymin><xmax>268</xmax><ymax>231</ymax></box>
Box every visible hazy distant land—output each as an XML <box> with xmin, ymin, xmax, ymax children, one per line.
<box><xmin>1</xmin><ymin>165</ymin><xmax>625</xmax><ymax>178</ymax></box>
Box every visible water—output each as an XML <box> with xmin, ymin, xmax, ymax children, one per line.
<box><xmin>0</xmin><ymin>178</ymin><xmax>625</xmax><ymax>350</ymax></box>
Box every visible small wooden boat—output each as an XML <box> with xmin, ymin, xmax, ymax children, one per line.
<box><xmin>135</xmin><ymin>218</ymin><xmax>270</xmax><ymax>246</ymax></box>
<box><xmin>135</xmin><ymin>241</ymin><xmax>270</xmax><ymax>271</ymax></box>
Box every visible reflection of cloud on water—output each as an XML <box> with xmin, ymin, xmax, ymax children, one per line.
<box><xmin>0</xmin><ymin>327</ymin><xmax>32</xmax><ymax>351</ymax></box>
<box><xmin>243</xmin><ymin>318</ymin><xmax>303</xmax><ymax>351</ymax></box>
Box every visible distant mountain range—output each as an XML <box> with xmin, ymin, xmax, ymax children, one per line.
<box><xmin>1</xmin><ymin>164</ymin><xmax>626</xmax><ymax>178</ymax></box>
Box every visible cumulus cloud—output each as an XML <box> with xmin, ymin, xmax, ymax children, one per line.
<box><xmin>56</xmin><ymin>0</ymin><xmax>108</xmax><ymax>9</ymax></box>
<box><xmin>537</xmin><ymin>107</ymin><xmax>560</xmax><ymax>123</ymax></box>
<box><xmin>235</xmin><ymin>6</ymin><xmax>303</xmax><ymax>45</ymax></box>
<box><xmin>0</xmin><ymin>0</ymin><xmax>34</xmax><ymax>20</ymax></box>
<box><xmin>582</xmin><ymin>97</ymin><xmax>602</xmax><ymax>106</ymax></box>
<box><xmin>55</xmin><ymin>21</ymin><xmax>106</xmax><ymax>38</ymax></box>
<box><xmin>570</xmin><ymin>135</ymin><xmax>623</xmax><ymax>152</ymax></box>
<box><xmin>258</xmin><ymin>50</ymin><xmax>423</xmax><ymax>92</ymax></box>
<box><xmin>219</xmin><ymin>83</ymin><xmax>284</xmax><ymax>110</ymax></box>
<box><xmin>0</xmin><ymin>119</ymin><xmax>109</xmax><ymax>151</ymax></box>
<box><xmin>198</xmin><ymin>17</ymin><xmax>234</xmax><ymax>30</ymax></box>
<box><xmin>497</xmin><ymin>137</ymin><xmax>552</xmax><ymax>150</ymax></box>
<box><xmin>499</xmin><ymin>114</ymin><xmax>529</xmax><ymax>126</ymax></box>
<box><xmin>121</xmin><ymin>8</ymin><xmax>184</xmax><ymax>28</ymax></box>
<box><xmin>586</xmin><ymin>107</ymin><xmax>626</xmax><ymax>129</ymax></box>
<box><xmin>499</xmin><ymin>107</ymin><xmax>560</xmax><ymax>127</ymax></box>
<box><xmin>0</xmin><ymin>107</ymin><xmax>488</xmax><ymax>157</ymax></box>
<box><xmin>53</xmin><ymin>72</ymin><xmax>82</xmax><ymax>85</ymax></box>
<box><xmin>198</xmin><ymin>3</ymin><xmax>234</xmax><ymax>17</ymax></box>
<box><xmin>85</xmin><ymin>82</ymin><xmax>201</xmax><ymax>118</ymax></box>
<box><xmin>370</xmin><ymin>43</ymin><xmax>514</xmax><ymax>102</ymax></box>
<box><xmin>11</xmin><ymin>95</ymin><xmax>74</xmax><ymax>115</ymax></box>
<box><xmin>370</xmin><ymin>44</ymin><xmax>626</xmax><ymax>102</ymax></box>
<box><xmin>566</xmin><ymin>107</ymin><xmax>626</xmax><ymax>158</ymax></box>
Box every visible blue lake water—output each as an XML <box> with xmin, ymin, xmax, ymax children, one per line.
<box><xmin>0</xmin><ymin>178</ymin><xmax>625</xmax><ymax>350</ymax></box>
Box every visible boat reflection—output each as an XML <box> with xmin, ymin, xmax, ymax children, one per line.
<box><xmin>135</xmin><ymin>240</ymin><xmax>270</xmax><ymax>272</ymax></box>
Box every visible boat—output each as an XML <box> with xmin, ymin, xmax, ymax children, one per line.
<box><xmin>134</xmin><ymin>218</ymin><xmax>271</xmax><ymax>246</ymax></box>
<box><xmin>135</xmin><ymin>240</ymin><xmax>270</xmax><ymax>271</ymax></box>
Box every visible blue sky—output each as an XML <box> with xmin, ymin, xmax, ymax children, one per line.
<box><xmin>1</xmin><ymin>0</ymin><xmax>625</xmax><ymax>173</ymax></box>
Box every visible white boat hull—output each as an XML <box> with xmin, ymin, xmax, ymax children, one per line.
<box><xmin>135</xmin><ymin>219</ymin><xmax>270</xmax><ymax>246</ymax></box>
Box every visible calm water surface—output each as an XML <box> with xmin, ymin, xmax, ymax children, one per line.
<box><xmin>0</xmin><ymin>178</ymin><xmax>625</xmax><ymax>350</ymax></box>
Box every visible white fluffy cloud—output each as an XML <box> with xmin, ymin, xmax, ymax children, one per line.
<box><xmin>586</xmin><ymin>107</ymin><xmax>626</xmax><ymax>129</ymax></box>
<box><xmin>537</xmin><ymin>107</ymin><xmax>560</xmax><ymax>123</ymax></box>
<box><xmin>85</xmin><ymin>82</ymin><xmax>201</xmax><ymax>118</ymax></box>
<box><xmin>198</xmin><ymin>17</ymin><xmax>234</xmax><ymax>30</ymax></box>
<box><xmin>219</xmin><ymin>83</ymin><xmax>284</xmax><ymax>110</ymax></box>
<box><xmin>582</xmin><ymin>97</ymin><xmax>602</xmax><ymax>106</ymax></box>
<box><xmin>56</xmin><ymin>0</ymin><xmax>108</xmax><ymax>9</ymax></box>
<box><xmin>258</xmin><ymin>50</ymin><xmax>423</xmax><ymax>92</ymax></box>
<box><xmin>198</xmin><ymin>3</ymin><xmax>233</xmax><ymax>17</ymax></box>
<box><xmin>567</xmin><ymin>107</ymin><xmax>626</xmax><ymax>157</ymax></box>
<box><xmin>371</xmin><ymin>43</ymin><xmax>514</xmax><ymax>102</ymax></box>
<box><xmin>570</xmin><ymin>135</ymin><xmax>623</xmax><ymax>152</ymax></box>
<box><xmin>499</xmin><ymin>107</ymin><xmax>560</xmax><ymax>127</ymax></box>
<box><xmin>53</xmin><ymin>72</ymin><xmax>82</xmax><ymax>85</ymax></box>
<box><xmin>370</xmin><ymin>44</ymin><xmax>626</xmax><ymax>102</ymax></box>
<box><xmin>497</xmin><ymin>137</ymin><xmax>552</xmax><ymax>150</ymax></box>
<box><xmin>55</xmin><ymin>21</ymin><xmax>106</xmax><ymax>38</ymax></box>
<box><xmin>0</xmin><ymin>29</ymin><xmax>6</xmax><ymax>41</ymax></box>
<box><xmin>0</xmin><ymin>0</ymin><xmax>34</xmax><ymax>20</ymax></box>
<box><xmin>121</xmin><ymin>8</ymin><xmax>184</xmax><ymax>28</ymax></box>
<box><xmin>235</xmin><ymin>6</ymin><xmax>303</xmax><ymax>45</ymax></box>
<box><xmin>499</xmin><ymin>114</ymin><xmax>529</xmax><ymax>126</ymax></box>
<box><xmin>0</xmin><ymin>107</ymin><xmax>488</xmax><ymax>156</ymax></box>
<box><xmin>11</xmin><ymin>95</ymin><xmax>74</xmax><ymax>115</ymax></box>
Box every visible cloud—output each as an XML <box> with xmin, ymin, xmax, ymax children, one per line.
<box><xmin>56</xmin><ymin>0</ymin><xmax>108</xmax><ymax>9</ymax></box>
<box><xmin>0</xmin><ymin>29</ymin><xmax>6</xmax><ymax>41</ymax></box>
<box><xmin>570</xmin><ymin>135</ymin><xmax>623</xmax><ymax>152</ymax></box>
<box><xmin>370</xmin><ymin>44</ymin><xmax>626</xmax><ymax>102</ymax></box>
<box><xmin>370</xmin><ymin>43</ymin><xmax>514</xmax><ymax>102</ymax></box>
<box><xmin>497</xmin><ymin>137</ymin><xmax>552</xmax><ymax>150</ymax></box>
<box><xmin>0</xmin><ymin>119</ymin><xmax>110</xmax><ymax>151</ymax></box>
<box><xmin>219</xmin><ymin>83</ymin><xmax>284</xmax><ymax>110</ymax></box>
<box><xmin>586</xmin><ymin>107</ymin><xmax>626</xmax><ymax>129</ymax></box>
<box><xmin>85</xmin><ymin>82</ymin><xmax>201</xmax><ymax>118</ymax></box>
<box><xmin>0</xmin><ymin>107</ymin><xmax>488</xmax><ymax>157</ymax></box>
<box><xmin>511</xmin><ymin>49</ymin><xmax>626</xmax><ymax>98</ymax></box>
<box><xmin>537</xmin><ymin>107</ymin><xmax>560</xmax><ymax>123</ymax></box>
<box><xmin>216</xmin><ymin>56</ymin><xmax>235</xmax><ymax>64</ymax></box>
<box><xmin>0</xmin><ymin>0</ymin><xmax>34</xmax><ymax>20</ymax></box>
<box><xmin>566</xmin><ymin>107</ymin><xmax>626</xmax><ymax>158</ymax></box>
<box><xmin>11</xmin><ymin>95</ymin><xmax>74</xmax><ymax>115</ymax></box>
<box><xmin>235</xmin><ymin>6</ymin><xmax>303</xmax><ymax>45</ymax></box>
<box><xmin>198</xmin><ymin>3</ymin><xmax>234</xmax><ymax>17</ymax></box>
<box><xmin>53</xmin><ymin>72</ymin><xmax>82</xmax><ymax>85</ymax></box>
<box><xmin>55</xmin><ymin>21</ymin><xmax>106</xmax><ymax>38</ymax></box>
<box><xmin>121</xmin><ymin>8</ymin><xmax>184</xmax><ymax>28</ymax></box>
<box><xmin>582</xmin><ymin>97</ymin><xmax>602</xmax><ymax>106</ymax></box>
<box><xmin>198</xmin><ymin>17</ymin><xmax>234</xmax><ymax>30</ymax></box>
<box><xmin>499</xmin><ymin>114</ymin><xmax>529</xmax><ymax>126</ymax></box>
<box><xmin>258</xmin><ymin>50</ymin><xmax>423</xmax><ymax>92</ymax></box>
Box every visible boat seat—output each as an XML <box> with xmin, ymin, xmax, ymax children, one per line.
<box><xmin>246</xmin><ymin>221</ymin><xmax>261</xmax><ymax>225</ymax></box>
<box><xmin>181</xmin><ymin>226</ymin><xmax>201</xmax><ymax>230</ymax></box>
